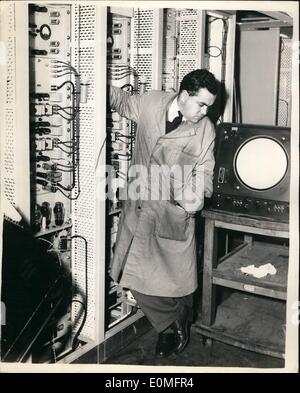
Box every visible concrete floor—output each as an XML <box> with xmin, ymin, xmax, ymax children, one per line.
<box><xmin>104</xmin><ymin>324</ymin><xmax>284</xmax><ymax>368</ymax></box>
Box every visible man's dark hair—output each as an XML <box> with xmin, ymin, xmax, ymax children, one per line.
<box><xmin>179</xmin><ymin>69</ymin><xmax>219</xmax><ymax>96</ymax></box>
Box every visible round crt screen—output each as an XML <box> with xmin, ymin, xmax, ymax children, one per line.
<box><xmin>235</xmin><ymin>137</ymin><xmax>288</xmax><ymax>190</ymax></box>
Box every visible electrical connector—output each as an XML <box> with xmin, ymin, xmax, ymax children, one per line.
<box><xmin>30</xmin><ymin>4</ymin><xmax>48</xmax><ymax>12</ymax></box>
<box><xmin>36</xmin><ymin>155</ymin><xmax>50</xmax><ymax>162</ymax></box>
<box><xmin>80</xmin><ymin>75</ymin><xmax>90</xmax><ymax>103</ymax></box>
<box><xmin>50</xmin><ymin>48</ymin><xmax>60</xmax><ymax>54</ymax></box>
<box><xmin>35</xmin><ymin>139</ymin><xmax>47</xmax><ymax>151</ymax></box>
<box><xmin>111</xmin><ymin>160</ymin><xmax>120</xmax><ymax>169</ymax></box>
<box><xmin>35</xmin><ymin>138</ymin><xmax>53</xmax><ymax>151</ymax></box>
<box><xmin>111</xmin><ymin>142</ymin><xmax>128</xmax><ymax>151</ymax></box>
<box><xmin>42</xmin><ymin>163</ymin><xmax>57</xmax><ymax>171</ymax></box>
<box><xmin>107</xmin><ymin>54</ymin><xmax>122</xmax><ymax>60</ymax></box>
<box><xmin>50</xmin><ymin>11</ymin><xmax>60</xmax><ymax>17</ymax></box>
<box><xmin>59</xmin><ymin>236</ymin><xmax>71</xmax><ymax>251</ymax></box>
<box><xmin>36</xmin><ymin>171</ymin><xmax>47</xmax><ymax>179</ymax></box>
<box><xmin>52</xmin><ymin>138</ymin><xmax>60</xmax><ymax>148</ymax></box>
<box><xmin>43</xmin><ymin>184</ymin><xmax>57</xmax><ymax>193</ymax></box>
<box><xmin>45</xmin><ymin>138</ymin><xmax>53</xmax><ymax>150</ymax></box>
<box><xmin>36</xmin><ymin>171</ymin><xmax>61</xmax><ymax>182</ymax></box>
<box><xmin>31</xmin><ymin>49</ymin><xmax>48</xmax><ymax>56</ymax></box>
<box><xmin>32</xmin><ymin>104</ymin><xmax>53</xmax><ymax>116</ymax></box>
<box><xmin>30</xmin><ymin>93</ymin><xmax>50</xmax><ymax>101</ymax></box>
<box><xmin>31</xmin><ymin>121</ymin><xmax>51</xmax><ymax>128</ymax></box>
<box><xmin>35</xmin><ymin>128</ymin><xmax>51</xmax><ymax>136</ymax></box>
<box><xmin>47</xmin><ymin>171</ymin><xmax>62</xmax><ymax>183</ymax></box>
<box><xmin>36</xmin><ymin>178</ymin><xmax>48</xmax><ymax>187</ymax></box>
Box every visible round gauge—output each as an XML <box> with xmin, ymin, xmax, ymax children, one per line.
<box><xmin>235</xmin><ymin>137</ymin><xmax>288</xmax><ymax>190</ymax></box>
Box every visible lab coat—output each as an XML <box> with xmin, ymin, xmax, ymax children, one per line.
<box><xmin>109</xmin><ymin>86</ymin><xmax>215</xmax><ymax>297</ymax></box>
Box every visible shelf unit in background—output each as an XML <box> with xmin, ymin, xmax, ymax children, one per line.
<box><xmin>195</xmin><ymin>209</ymin><xmax>289</xmax><ymax>359</ymax></box>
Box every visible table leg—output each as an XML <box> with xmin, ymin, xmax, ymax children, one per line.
<box><xmin>202</xmin><ymin>218</ymin><xmax>218</xmax><ymax>326</ymax></box>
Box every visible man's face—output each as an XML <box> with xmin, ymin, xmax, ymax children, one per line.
<box><xmin>178</xmin><ymin>87</ymin><xmax>216</xmax><ymax>123</ymax></box>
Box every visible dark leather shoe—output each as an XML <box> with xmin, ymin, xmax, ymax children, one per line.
<box><xmin>171</xmin><ymin>307</ymin><xmax>190</xmax><ymax>354</ymax></box>
<box><xmin>155</xmin><ymin>332</ymin><xmax>177</xmax><ymax>358</ymax></box>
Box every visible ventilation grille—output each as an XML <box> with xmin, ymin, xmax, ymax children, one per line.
<box><xmin>277</xmin><ymin>99</ymin><xmax>289</xmax><ymax>127</ymax></box>
<box><xmin>72</xmin><ymin>217</ymin><xmax>97</xmax><ymax>340</ymax></box>
<box><xmin>4</xmin><ymin>109</ymin><xmax>15</xmax><ymax>175</ymax></box>
<box><xmin>6</xmin><ymin>37</ymin><xmax>15</xmax><ymax>104</ymax></box>
<box><xmin>132</xmin><ymin>9</ymin><xmax>155</xmax><ymax>91</ymax></box>
<box><xmin>179</xmin><ymin>9</ymin><xmax>198</xmax><ymax>17</ymax></box>
<box><xmin>178</xmin><ymin>59</ymin><xmax>197</xmax><ymax>84</ymax></box>
<box><xmin>279</xmin><ymin>70</ymin><xmax>292</xmax><ymax>99</ymax></box>
<box><xmin>280</xmin><ymin>39</ymin><xmax>292</xmax><ymax>69</ymax></box>
<box><xmin>2</xmin><ymin>4</ymin><xmax>17</xmax><ymax>205</ymax></box>
<box><xmin>133</xmin><ymin>9</ymin><xmax>154</xmax><ymax>49</ymax></box>
<box><xmin>71</xmin><ymin>4</ymin><xmax>97</xmax><ymax>341</ymax></box>
<box><xmin>3</xmin><ymin>178</ymin><xmax>16</xmax><ymax>205</ymax></box>
<box><xmin>132</xmin><ymin>54</ymin><xmax>153</xmax><ymax>91</ymax></box>
<box><xmin>79</xmin><ymin>5</ymin><xmax>96</xmax><ymax>41</ymax></box>
<box><xmin>73</xmin><ymin>108</ymin><xmax>96</xmax><ymax>221</ymax></box>
<box><xmin>177</xmin><ymin>10</ymin><xmax>200</xmax><ymax>85</ymax></box>
<box><xmin>178</xmin><ymin>19</ymin><xmax>197</xmax><ymax>55</ymax></box>
<box><xmin>7</xmin><ymin>2</ymin><xmax>15</xmax><ymax>34</ymax></box>
<box><xmin>162</xmin><ymin>9</ymin><xmax>177</xmax><ymax>91</ymax></box>
<box><xmin>78</xmin><ymin>47</ymin><xmax>95</xmax><ymax>101</ymax></box>
<box><xmin>73</xmin><ymin>4</ymin><xmax>79</xmax><ymax>42</ymax></box>
<box><xmin>277</xmin><ymin>38</ymin><xmax>292</xmax><ymax>127</ymax></box>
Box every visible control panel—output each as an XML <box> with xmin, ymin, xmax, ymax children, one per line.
<box><xmin>212</xmin><ymin>194</ymin><xmax>289</xmax><ymax>222</ymax></box>
<box><xmin>29</xmin><ymin>3</ymin><xmax>78</xmax><ymax>234</ymax></box>
<box><xmin>28</xmin><ymin>3</ymin><xmax>83</xmax><ymax>359</ymax></box>
<box><xmin>107</xmin><ymin>14</ymin><xmax>135</xmax><ymax>214</ymax></box>
<box><xmin>106</xmin><ymin>10</ymin><xmax>138</xmax><ymax>329</ymax></box>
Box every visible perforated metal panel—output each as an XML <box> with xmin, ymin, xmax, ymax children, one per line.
<box><xmin>280</xmin><ymin>39</ymin><xmax>292</xmax><ymax>68</ymax></box>
<box><xmin>79</xmin><ymin>5</ymin><xmax>96</xmax><ymax>41</ymax></box>
<box><xmin>1</xmin><ymin>4</ymin><xmax>17</xmax><ymax>205</ymax></box>
<box><xmin>6</xmin><ymin>37</ymin><xmax>15</xmax><ymax>105</ymax></box>
<box><xmin>178</xmin><ymin>58</ymin><xmax>198</xmax><ymax>82</ymax></box>
<box><xmin>132</xmin><ymin>9</ymin><xmax>154</xmax><ymax>91</ymax></box>
<box><xmin>179</xmin><ymin>9</ymin><xmax>198</xmax><ymax>17</ymax></box>
<box><xmin>179</xmin><ymin>20</ymin><xmax>197</xmax><ymax>55</ymax></box>
<box><xmin>3</xmin><ymin>178</ymin><xmax>16</xmax><ymax>204</ymax></box>
<box><xmin>177</xmin><ymin>11</ymin><xmax>200</xmax><ymax>85</ymax></box>
<box><xmin>133</xmin><ymin>9</ymin><xmax>154</xmax><ymax>49</ymax></box>
<box><xmin>277</xmin><ymin>38</ymin><xmax>292</xmax><ymax>127</ymax></box>
<box><xmin>4</xmin><ymin>110</ymin><xmax>15</xmax><ymax>175</ymax></box>
<box><xmin>132</xmin><ymin>54</ymin><xmax>153</xmax><ymax>90</ymax></box>
<box><xmin>71</xmin><ymin>4</ymin><xmax>99</xmax><ymax>341</ymax></box>
<box><xmin>279</xmin><ymin>70</ymin><xmax>292</xmax><ymax>100</ymax></box>
<box><xmin>162</xmin><ymin>9</ymin><xmax>178</xmax><ymax>91</ymax></box>
<box><xmin>78</xmin><ymin>47</ymin><xmax>96</xmax><ymax>101</ymax></box>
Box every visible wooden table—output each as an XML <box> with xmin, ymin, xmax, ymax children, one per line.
<box><xmin>195</xmin><ymin>209</ymin><xmax>289</xmax><ymax>359</ymax></box>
